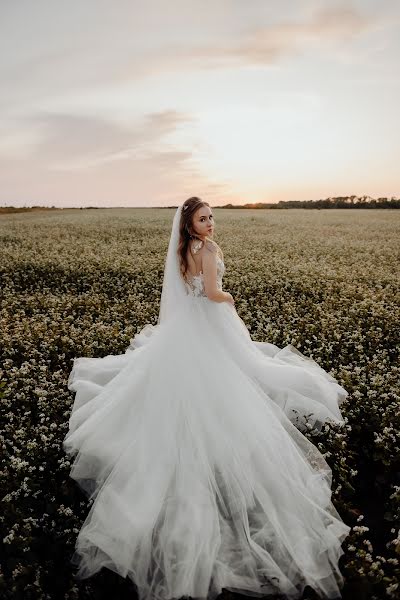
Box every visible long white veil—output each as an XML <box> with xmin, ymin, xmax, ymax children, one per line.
<box><xmin>158</xmin><ymin>204</ymin><xmax>188</xmax><ymax>325</ymax></box>
<box><xmin>126</xmin><ymin>204</ymin><xmax>187</xmax><ymax>351</ymax></box>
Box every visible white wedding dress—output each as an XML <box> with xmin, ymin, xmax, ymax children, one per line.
<box><xmin>63</xmin><ymin>206</ymin><xmax>351</xmax><ymax>600</ymax></box>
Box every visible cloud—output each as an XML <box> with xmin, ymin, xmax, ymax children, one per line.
<box><xmin>0</xmin><ymin>2</ymin><xmax>385</xmax><ymax>110</ymax></box>
<box><xmin>0</xmin><ymin>107</ymin><xmax>232</xmax><ymax>206</ymax></box>
<box><xmin>105</xmin><ymin>5</ymin><xmax>382</xmax><ymax>81</ymax></box>
<box><xmin>235</xmin><ymin>6</ymin><xmax>374</xmax><ymax>64</ymax></box>
<box><xmin>0</xmin><ymin>145</ymin><xmax>233</xmax><ymax>207</ymax></box>
<box><xmin>6</xmin><ymin>109</ymin><xmax>195</xmax><ymax>169</ymax></box>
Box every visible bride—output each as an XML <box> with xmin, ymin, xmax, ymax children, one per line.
<box><xmin>63</xmin><ymin>196</ymin><xmax>351</xmax><ymax>600</ymax></box>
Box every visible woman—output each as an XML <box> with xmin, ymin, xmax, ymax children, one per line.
<box><xmin>63</xmin><ymin>197</ymin><xmax>351</xmax><ymax>600</ymax></box>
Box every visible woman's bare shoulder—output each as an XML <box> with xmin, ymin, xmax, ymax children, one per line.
<box><xmin>203</xmin><ymin>239</ymin><xmax>219</xmax><ymax>254</ymax></box>
<box><xmin>205</xmin><ymin>239</ymin><xmax>223</xmax><ymax>261</ymax></box>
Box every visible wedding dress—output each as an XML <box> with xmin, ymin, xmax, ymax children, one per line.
<box><xmin>63</xmin><ymin>204</ymin><xmax>351</xmax><ymax>600</ymax></box>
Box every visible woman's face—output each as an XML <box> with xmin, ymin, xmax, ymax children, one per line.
<box><xmin>191</xmin><ymin>205</ymin><xmax>214</xmax><ymax>239</ymax></box>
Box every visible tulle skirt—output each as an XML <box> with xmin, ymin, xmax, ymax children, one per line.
<box><xmin>63</xmin><ymin>296</ymin><xmax>351</xmax><ymax>600</ymax></box>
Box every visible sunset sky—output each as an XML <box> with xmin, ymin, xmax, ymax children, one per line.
<box><xmin>0</xmin><ymin>0</ymin><xmax>399</xmax><ymax>207</ymax></box>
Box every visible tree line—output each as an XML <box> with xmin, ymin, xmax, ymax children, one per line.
<box><xmin>219</xmin><ymin>195</ymin><xmax>400</xmax><ymax>209</ymax></box>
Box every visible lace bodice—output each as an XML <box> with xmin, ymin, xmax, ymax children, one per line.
<box><xmin>184</xmin><ymin>254</ymin><xmax>225</xmax><ymax>297</ymax></box>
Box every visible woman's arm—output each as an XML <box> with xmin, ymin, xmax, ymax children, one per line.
<box><xmin>202</xmin><ymin>243</ymin><xmax>234</xmax><ymax>304</ymax></box>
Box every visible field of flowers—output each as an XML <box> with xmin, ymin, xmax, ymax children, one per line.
<box><xmin>0</xmin><ymin>207</ymin><xmax>399</xmax><ymax>600</ymax></box>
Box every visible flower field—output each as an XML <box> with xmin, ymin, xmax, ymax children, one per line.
<box><xmin>0</xmin><ymin>207</ymin><xmax>399</xmax><ymax>600</ymax></box>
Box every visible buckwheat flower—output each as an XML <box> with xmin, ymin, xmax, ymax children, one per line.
<box><xmin>10</xmin><ymin>457</ymin><xmax>29</xmax><ymax>471</ymax></box>
<box><xmin>387</xmin><ymin>583</ymin><xmax>399</xmax><ymax>597</ymax></box>
<box><xmin>57</xmin><ymin>505</ymin><xmax>73</xmax><ymax>517</ymax></box>
<box><xmin>3</xmin><ymin>531</ymin><xmax>15</xmax><ymax>544</ymax></box>
<box><xmin>353</xmin><ymin>525</ymin><xmax>370</xmax><ymax>533</ymax></box>
<box><xmin>364</xmin><ymin>553</ymin><xmax>373</xmax><ymax>562</ymax></box>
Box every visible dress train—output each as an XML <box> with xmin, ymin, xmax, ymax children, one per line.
<box><xmin>63</xmin><ymin>284</ymin><xmax>350</xmax><ymax>600</ymax></box>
